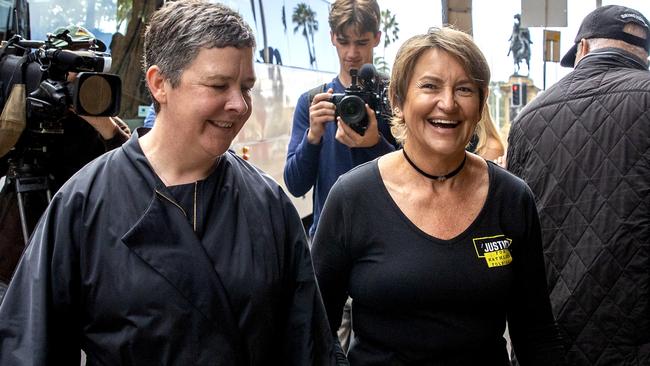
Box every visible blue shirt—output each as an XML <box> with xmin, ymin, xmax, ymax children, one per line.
<box><xmin>143</xmin><ymin>104</ymin><xmax>156</xmax><ymax>128</ymax></box>
<box><xmin>283</xmin><ymin>77</ymin><xmax>398</xmax><ymax>237</ymax></box>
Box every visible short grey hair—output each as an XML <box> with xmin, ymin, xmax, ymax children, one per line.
<box><xmin>144</xmin><ymin>0</ymin><xmax>256</xmax><ymax>111</ymax></box>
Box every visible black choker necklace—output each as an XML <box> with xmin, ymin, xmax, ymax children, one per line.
<box><xmin>402</xmin><ymin>149</ymin><xmax>467</xmax><ymax>182</ymax></box>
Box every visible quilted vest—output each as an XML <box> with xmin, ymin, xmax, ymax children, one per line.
<box><xmin>507</xmin><ymin>49</ymin><xmax>650</xmax><ymax>366</ymax></box>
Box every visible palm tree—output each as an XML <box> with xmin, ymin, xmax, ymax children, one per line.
<box><xmin>292</xmin><ymin>3</ymin><xmax>318</xmax><ymax>68</ymax></box>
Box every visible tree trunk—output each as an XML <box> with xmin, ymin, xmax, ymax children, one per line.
<box><xmin>303</xmin><ymin>32</ymin><xmax>313</xmax><ymax>67</ymax></box>
<box><xmin>309</xmin><ymin>30</ymin><xmax>316</xmax><ymax>68</ymax></box>
<box><xmin>110</xmin><ymin>0</ymin><xmax>160</xmax><ymax>119</ymax></box>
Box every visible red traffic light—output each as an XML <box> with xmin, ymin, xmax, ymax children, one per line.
<box><xmin>511</xmin><ymin>83</ymin><xmax>522</xmax><ymax>106</ymax></box>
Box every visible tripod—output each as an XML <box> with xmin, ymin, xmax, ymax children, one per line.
<box><xmin>4</xmin><ymin>157</ymin><xmax>52</xmax><ymax>245</ymax></box>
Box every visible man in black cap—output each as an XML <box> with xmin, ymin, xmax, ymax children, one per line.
<box><xmin>506</xmin><ymin>5</ymin><xmax>650</xmax><ymax>365</ymax></box>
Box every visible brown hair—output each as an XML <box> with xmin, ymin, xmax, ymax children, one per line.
<box><xmin>328</xmin><ymin>0</ymin><xmax>381</xmax><ymax>36</ymax></box>
<box><xmin>388</xmin><ymin>27</ymin><xmax>490</xmax><ymax>144</ymax></box>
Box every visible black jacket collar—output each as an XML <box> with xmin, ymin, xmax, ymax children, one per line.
<box><xmin>576</xmin><ymin>47</ymin><xmax>649</xmax><ymax>71</ymax></box>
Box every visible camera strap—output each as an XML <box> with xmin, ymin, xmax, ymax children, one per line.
<box><xmin>307</xmin><ymin>83</ymin><xmax>327</xmax><ymax>105</ymax></box>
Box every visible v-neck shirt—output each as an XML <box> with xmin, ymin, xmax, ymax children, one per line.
<box><xmin>312</xmin><ymin>159</ymin><xmax>564</xmax><ymax>365</ymax></box>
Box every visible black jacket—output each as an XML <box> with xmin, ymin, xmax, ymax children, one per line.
<box><xmin>507</xmin><ymin>49</ymin><xmax>650</xmax><ymax>365</ymax></box>
<box><xmin>0</xmin><ymin>114</ymin><xmax>130</xmax><ymax>283</ymax></box>
<box><xmin>0</xmin><ymin>130</ymin><xmax>335</xmax><ymax>365</ymax></box>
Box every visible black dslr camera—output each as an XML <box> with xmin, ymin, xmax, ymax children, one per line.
<box><xmin>331</xmin><ymin>64</ymin><xmax>390</xmax><ymax>136</ymax></box>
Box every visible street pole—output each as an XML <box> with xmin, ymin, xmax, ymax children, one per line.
<box><xmin>543</xmin><ymin>60</ymin><xmax>546</xmax><ymax>90</ymax></box>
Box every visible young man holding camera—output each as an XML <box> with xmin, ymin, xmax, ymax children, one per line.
<box><xmin>284</xmin><ymin>0</ymin><xmax>397</xmax><ymax>240</ymax></box>
<box><xmin>284</xmin><ymin>0</ymin><xmax>397</xmax><ymax>355</ymax></box>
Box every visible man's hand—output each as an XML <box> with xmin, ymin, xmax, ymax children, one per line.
<box><xmin>306</xmin><ymin>88</ymin><xmax>336</xmax><ymax>145</ymax></box>
<box><xmin>335</xmin><ymin>104</ymin><xmax>381</xmax><ymax>148</ymax></box>
<box><xmin>78</xmin><ymin>114</ymin><xmax>126</xmax><ymax>140</ymax></box>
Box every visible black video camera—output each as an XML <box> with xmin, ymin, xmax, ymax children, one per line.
<box><xmin>331</xmin><ymin>64</ymin><xmax>390</xmax><ymax>136</ymax></box>
<box><xmin>0</xmin><ymin>33</ymin><xmax>122</xmax><ymax>245</ymax></box>
<box><xmin>0</xmin><ymin>34</ymin><xmax>121</xmax><ymax>135</ymax></box>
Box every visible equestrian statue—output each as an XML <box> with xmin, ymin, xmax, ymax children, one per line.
<box><xmin>508</xmin><ymin>14</ymin><xmax>532</xmax><ymax>75</ymax></box>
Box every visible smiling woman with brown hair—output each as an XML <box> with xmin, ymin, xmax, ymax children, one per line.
<box><xmin>312</xmin><ymin>27</ymin><xmax>565</xmax><ymax>365</ymax></box>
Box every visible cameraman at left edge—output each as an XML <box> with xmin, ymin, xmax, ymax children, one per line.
<box><xmin>0</xmin><ymin>25</ymin><xmax>130</xmax><ymax>298</ymax></box>
<box><xmin>284</xmin><ymin>0</ymin><xmax>397</xmax><ymax>241</ymax></box>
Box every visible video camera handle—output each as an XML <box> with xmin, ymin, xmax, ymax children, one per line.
<box><xmin>16</xmin><ymin>40</ymin><xmax>46</xmax><ymax>49</ymax></box>
<box><xmin>4</xmin><ymin>35</ymin><xmax>45</xmax><ymax>50</ymax></box>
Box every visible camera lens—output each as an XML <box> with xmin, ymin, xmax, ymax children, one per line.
<box><xmin>338</xmin><ymin>95</ymin><xmax>366</xmax><ymax>125</ymax></box>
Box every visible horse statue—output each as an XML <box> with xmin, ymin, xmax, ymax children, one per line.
<box><xmin>508</xmin><ymin>14</ymin><xmax>532</xmax><ymax>75</ymax></box>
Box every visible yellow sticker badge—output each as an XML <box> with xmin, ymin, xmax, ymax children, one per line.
<box><xmin>473</xmin><ymin>235</ymin><xmax>513</xmax><ymax>268</ymax></box>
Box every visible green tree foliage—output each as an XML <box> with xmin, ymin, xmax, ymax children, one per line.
<box><xmin>378</xmin><ymin>8</ymin><xmax>399</xmax><ymax>73</ymax></box>
<box><xmin>374</xmin><ymin>56</ymin><xmax>390</xmax><ymax>75</ymax></box>
<box><xmin>116</xmin><ymin>0</ymin><xmax>132</xmax><ymax>30</ymax></box>
<box><xmin>380</xmin><ymin>9</ymin><xmax>399</xmax><ymax>49</ymax></box>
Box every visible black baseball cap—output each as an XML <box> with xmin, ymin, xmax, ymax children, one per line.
<box><xmin>560</xmin><ymin>5</ymin><xmax>650</xmax><ymax>67</ymax></box>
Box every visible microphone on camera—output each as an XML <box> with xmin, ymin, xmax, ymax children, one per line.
<box><xmin>46</xmin><ymin>49</ymin><xmax>111</xmax><ymax>73</ymax></box>
<box><xmin>358</xmin><ymin>63</ymin><xmax>377</xmax><ymax>87</ymax></box>
<box><xmin>49</xmin><ymin>49</ymin><xmax>83</xmax><ymax>67</ymax></box>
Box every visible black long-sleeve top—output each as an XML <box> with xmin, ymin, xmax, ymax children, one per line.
<box><xmin>312</xmin><ymin>159</ymin><xmax>565</xmax><ymax>365</ymax></box>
